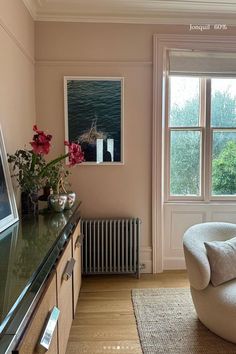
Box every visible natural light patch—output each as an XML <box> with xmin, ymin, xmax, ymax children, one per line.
<box><xmin>212</xmin><ymin>131</ymin><xmax>236</xmax><ymax>196</ymax></box>
<box><xmin>170</xmin><ymin>130</ymin><xmax>201</xmax><ymax>196</ymax></box>
<box><xmin>211</xmin><ymin>78</ymin><xmax>236</xmax><ymax>127</ymax></box>
<box><xmin>169</xmin><ymin>76</ymin><xmax>200</xmax><ymax>127</ymax></box>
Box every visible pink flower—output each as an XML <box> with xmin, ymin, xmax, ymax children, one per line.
<box><xmin>30</xmin><ymin>125</ymin><xmax>52</xmax><ymax>155</ymax></box>
<box><xmin>64</xmin><ymin>141</ymin><xmax>84</xmax><ymax>166</ymax></box>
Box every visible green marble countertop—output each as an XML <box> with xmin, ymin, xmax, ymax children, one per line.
<box><xmin>0</xmin><ymin>203</ymin><xmax>80</xmax><ymax>349</ymax></box>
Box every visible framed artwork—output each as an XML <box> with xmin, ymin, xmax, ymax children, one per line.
<box><xmin>0</xmin><ymin>126</ymin><xmax>18</xmax><ymax>233</ymax></box>
<box><xmin>0</xmin><ymin>222</ymin><xmax>18</xmax><ymax>328</ymax></box>
<box><xmin>64</xmin><ymin>76</ymin><xmax>124</xmax><ymax>164</ymax></box>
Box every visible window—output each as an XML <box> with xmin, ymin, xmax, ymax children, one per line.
<box><xmin>166</xmin><ymin>76</ymin><xmax>236</xmax><ymax>200</ymax></box>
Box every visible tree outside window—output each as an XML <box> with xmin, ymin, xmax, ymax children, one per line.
<box><xmin>168</xmin><ymin>77</ymin><xmax>236</xmax><ymax>199</ymax></box>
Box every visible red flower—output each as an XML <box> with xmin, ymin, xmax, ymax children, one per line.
<box><xmin>64</xmin><ymin>141</ymin><xmax>84</xmax><ymax>166</ymax></box>
<box><xmin>30</xmin><ymin>125</ymin><xmax>52</xmax><ymax>155</ymax></box>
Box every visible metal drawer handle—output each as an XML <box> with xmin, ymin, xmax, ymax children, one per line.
<box><xmin>63</xmin><ymin>258</ymin><xmax>76</xmax><ymax>281</ymax></box>
<box><xmin>37</xmin><ymin>306</ymin><xmax>60</xmax><ymax>353</ymax></box>
<box><xmin>75</xmin><ymin>234</ymin><xmax>84</xmax><ymax>248</ymax></box>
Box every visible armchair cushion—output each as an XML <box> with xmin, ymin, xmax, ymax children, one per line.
<box><xmin>205</xmin><ymin>236</ymin><xmax>236</xmax><ymax>286</ymax></box>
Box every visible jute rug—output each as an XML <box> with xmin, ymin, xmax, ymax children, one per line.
<box><xmin>132</xmin><ymin>288</ymin><xmax>236</xmax><ymax>354</ymax></box>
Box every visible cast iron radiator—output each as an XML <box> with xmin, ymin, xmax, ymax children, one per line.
<box><xmin>81</xmin><ymin>218</ymin><xmax>141</xmax><ymax>278</ymax></box>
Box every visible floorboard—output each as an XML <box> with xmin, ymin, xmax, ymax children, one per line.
<box><xmin>66</xmin><ymin>271</ymin><xmax>189</xmax><ymax>354</ymax></box>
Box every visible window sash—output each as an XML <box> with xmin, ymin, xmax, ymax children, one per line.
<box><xmin>166</xmin><ymin>127</ymin><xmax>204</xmax><ymax>200</ymax></box>
<box><xmin>210</xmin><ymin>128</ymin><xmax>236</xmax><ymax>199</ymax></box>
<box><xmin>165</xmin><ymin>76</ymin><xmax>236</xmax><ymax>202</ymax></box>
<box><xmin>168</xmin><ymin>76</ymin><xmax>201</xmax><ymax>128</ymax></box>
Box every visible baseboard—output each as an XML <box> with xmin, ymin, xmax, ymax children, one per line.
<box><xmin>163</xmin><ymin>257</ymin><xmax>186</xmax><ymax>270</ymax></box>
<box><xmin>140</xmin><ymin>247</ymin><xmax>152</xmax><ymax>273</ymax></box>
<box><xmin>139</xmin><ymin>251</ymin><xmax>186</xmax><ymax>273</ymax></box>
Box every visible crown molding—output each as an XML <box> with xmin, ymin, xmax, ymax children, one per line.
<box><xmin>21</xmin><ymin>0</ymin><xmax>37</xmax><ymax>19</ymax></box>
<box><xmin>34</xmin><ymin>13</ymin><xmax>236</xmax><ymax>26</ymax></box>
<box><xmin>20</xmin><ymin>0</ymin><xmax>236</xmax><ymax>26</ymax></box>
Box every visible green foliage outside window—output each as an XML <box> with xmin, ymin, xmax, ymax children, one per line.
<box><xmin>170</xmin><ymin>90</ymin><xmax>236</xmax><ymax>196</ymax></box>
<box><xmin>212</xmin><ymin>141</ymin><xmax>236</xmax><ymax>195</ymax></box>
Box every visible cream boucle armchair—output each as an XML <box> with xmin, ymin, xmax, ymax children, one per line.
<box><xmin>183</xmin><ymin>222</ymin><xmax>236</xmax><ymax>343</ymax></box>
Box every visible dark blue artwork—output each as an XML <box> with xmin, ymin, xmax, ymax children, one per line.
<box><xmin>0</xmin><ymin>156</ymin><xmax>11</xmax><ymax>220</ymax></box>
<box><xmin>66</xmin><ymin>79</ymin><xmax>122</xmax><ymax>163</ymax></box>
<box><xmin>0</xmin><ymin>226</ymin><xmax>13</xmax><ymax>323</ymax></box>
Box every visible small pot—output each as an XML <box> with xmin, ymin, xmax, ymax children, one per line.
<box><xmin>64</xmin><ymin>192</ymin><xmax>76</xmax><ymax>210</ymax></box>
<box><xmin>48</xmin><ymin>194</ymin><xmax>67</xmax><ymax>212</ymax></box>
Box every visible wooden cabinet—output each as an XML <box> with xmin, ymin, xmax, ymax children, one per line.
<box><xmin>56</xmin><ymin>239</ymin><xmax>74</xmax><ymax>354</ymax></box>
<box><xmin>13</xmin><ymin>272</ymin><xmax>58</xmax><ymax>354</ymax></box>
<box><xmin>13</xmin><ymin>219</ymin><xmax>82</xmax><ymax>354</ymax></box>
<box><xmin>72</xmin><ymin>222</ymin><xmax>82</xmax><ymax>315</ymax></box>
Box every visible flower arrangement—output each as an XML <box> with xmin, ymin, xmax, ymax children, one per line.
<box><xmin>8</xmin><ymin>125</ymin><xmax>84</xmax><ymax>196</ymax></box>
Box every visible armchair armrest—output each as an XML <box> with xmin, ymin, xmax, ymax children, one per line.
<box><xmin>183</xmin><ymin>222</ymin><xmax>236</xmax><ymax>290</ymax></box>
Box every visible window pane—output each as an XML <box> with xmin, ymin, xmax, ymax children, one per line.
<box><xmin>212</xmin><ymin>131</ymin><xmax>236</xmax><ymax>195</ymax></box>
<box><xmin>170</xmin><ymin>131</ymin><xmax>201</xmax><ymax>196</ymax></box>
<box><xmin>211</xmin><ymin>78</ymin><xmax>236</xmax><ymax>127</ymax></box>
<box><xmin>169</xmin><ymin>77</ymin><xmax>200</xmax><ymax>127</ymax></box>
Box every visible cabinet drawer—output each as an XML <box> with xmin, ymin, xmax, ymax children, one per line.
<box><xmin>72</xmin><ymin>221</ymin><xmax>81</xmax><ymax>251</ymax></box>
<box><xmin>14</xmin><ymin>272</ymin><xmax>58</xmax><ymax>354</ymax></box>
<box><xmin>56</xmin><ymin>240</ymin><xmax>74</xmax><ymax>354</ymax></box>
<box><xmin>72</xmin><ymin>221</ymin><xmax>82</xmax><ymax>314</ymax></box>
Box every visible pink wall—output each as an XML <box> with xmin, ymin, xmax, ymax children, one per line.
<box><xmin>35</xmin><ymin>22</ymin><xmax>236</xmax><ymax>269</ymax></box>
<box><xmin>1</xmin><ymin>2</ymin><xmax>236</xmax><ymax>269</ymax></box>
<box><xmin>0</xmin><ymin>0</ymin><xmax>35</xmax><ymax>152</ymax></box>
<box><xmin>0</xmin><ymin>0</ymin><xmax>35</xmax><ymax>203</ymax></box>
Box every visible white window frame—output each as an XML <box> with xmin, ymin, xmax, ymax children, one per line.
<box><xmin>165</xmin><ymin>76</ymin><xmax>236</xmax><ymax>202</ymax></box>
<box><xmin>165</xmin><ymin>76</ymin><xmax>205</xmax><ymax>202</ymax></box>
<box><xmin>152</xmin><ymin>34</ymin><xmax>236</xmax><ymax>273</ymax></box>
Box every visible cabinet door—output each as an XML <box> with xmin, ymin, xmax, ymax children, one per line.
<box><xmin>56</xmin><ymin>240</ymin><xmax>74</xmax><ymax>354</ymax></box>
<box><xmin>72</xmin><ymin>221</ymin><xmax>82</xmax><ymax>315</ymax></box>
<box><xmin>14</xmin><ymin>272</ymin><xmax>58</xmax><ymax>354</ymax></box>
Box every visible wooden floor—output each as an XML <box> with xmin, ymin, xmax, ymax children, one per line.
<box><xmin>66</xmin><ymin>271</ymin><xmax>189</xmax><ymax>354</ymax></box>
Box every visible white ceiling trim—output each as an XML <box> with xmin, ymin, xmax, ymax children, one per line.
<box><xmin>34</xmin><ymin>14</ymin><xmax>236</xmax><ymax>26</ymax></box>
<box><xmin>21</xmin><ymin>0</ymin><xmax>236</xmax><ymax>26</ymax></box>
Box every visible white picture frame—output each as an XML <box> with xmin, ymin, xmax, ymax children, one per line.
<box><xmin>64</xmin><ymin>76</ymin><xmax>124</xmax><ymax>165</ymax></box>
<box><xmin>0</xmin><ymin>126</ymin><xmax>18</xmax><ymax>233</ymax></box>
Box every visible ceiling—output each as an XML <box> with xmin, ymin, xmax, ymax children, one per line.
<box><xmin>22</xmin><ymin>0</ymin><xmax>236</xmax><ymax>25</ymax></box>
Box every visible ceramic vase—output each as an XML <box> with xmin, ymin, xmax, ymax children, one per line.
<box><xmin>48</xmin><ymin>194</ymin><xmax>67</xmax><ymax>212</ymax></box>
<box><xmin>21</xmin><ymin>192</ymin><xmax>39</xmax><ymax>215</ymax></box>
<box><xmin>64</xmin><ymin>192</ymin><xmax>76</xmax><ymax>210</ymax></box>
